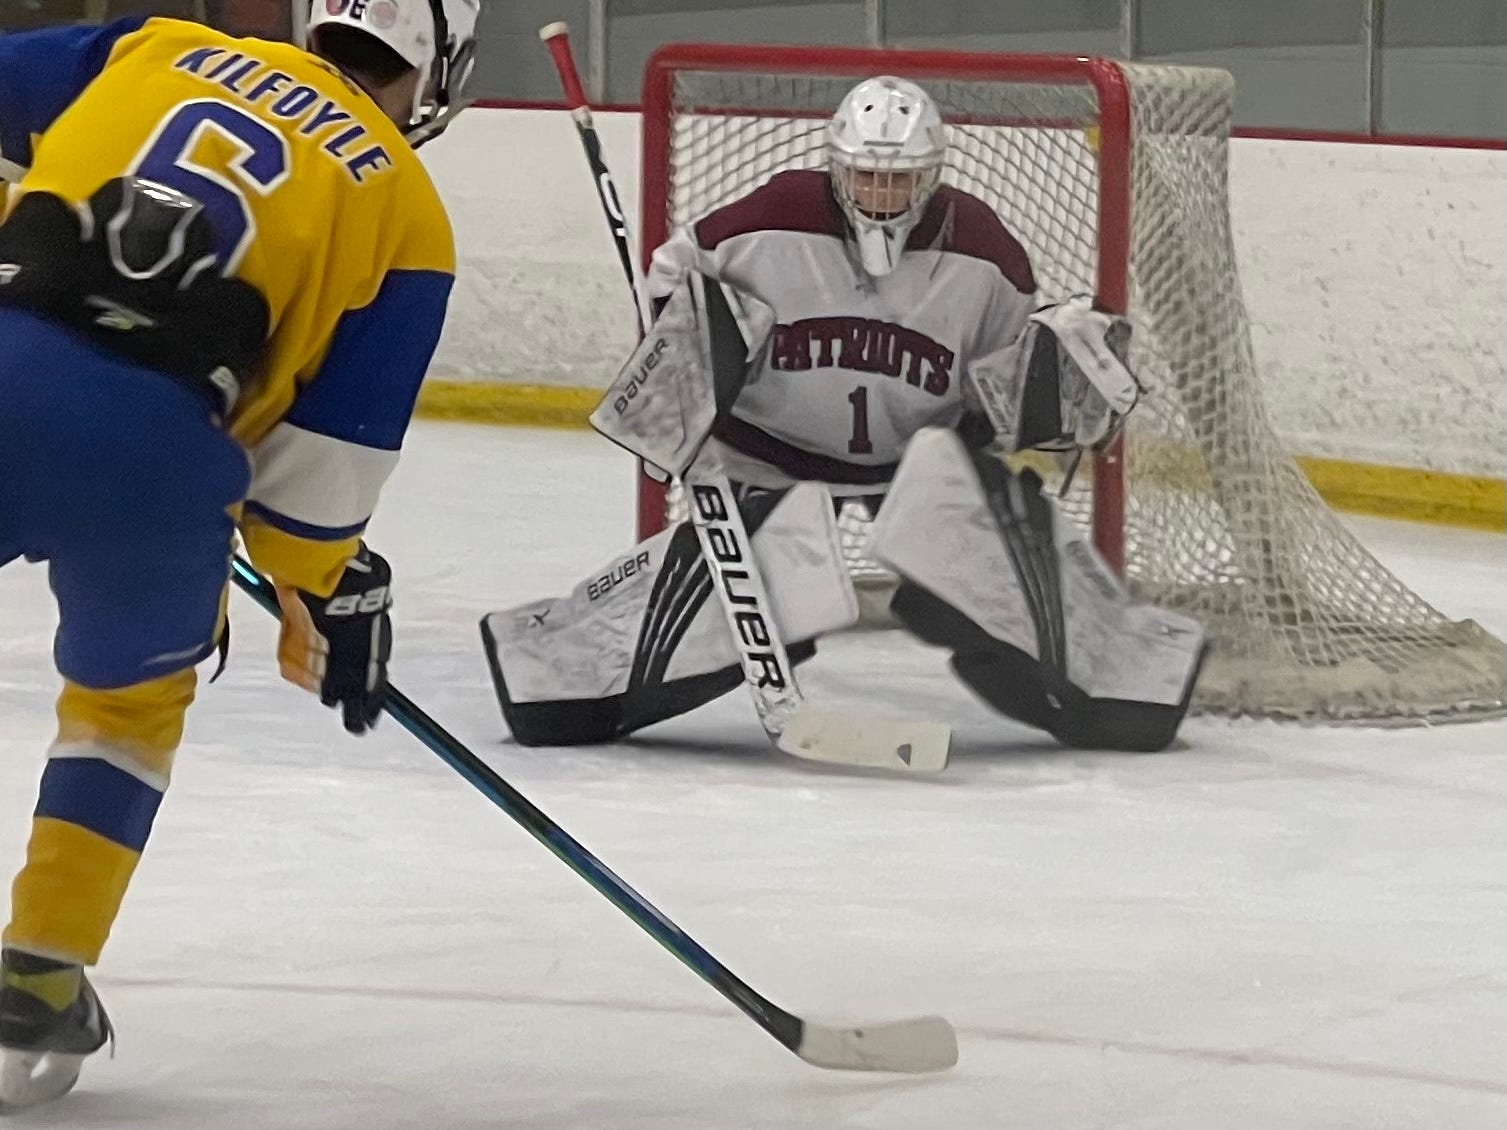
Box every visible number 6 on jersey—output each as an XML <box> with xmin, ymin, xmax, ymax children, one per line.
<box><xmin>131</xmin><ymin>99</ymin><xmax>291</xmax><ymax>270</ymax></box>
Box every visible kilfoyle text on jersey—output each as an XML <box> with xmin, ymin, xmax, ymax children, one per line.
<box><xmin>768</xmin><ymin>316</ymin><xmax>954</xmax><ymax>396</ymax></box>
<box><xmin>171</xmin><ymin>48</ymin><xmax>392</xmax><ymax>183</ymax></box>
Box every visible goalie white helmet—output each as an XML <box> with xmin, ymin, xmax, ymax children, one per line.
<box><xmin>827</xmin><ymin>76</ymin><xmax>946</xmax><ymax>277</ymax></box>
<box><xmin>307</xmin><ymin>0</ymin><xmax>479</xmax><ymax>145</ymax></box>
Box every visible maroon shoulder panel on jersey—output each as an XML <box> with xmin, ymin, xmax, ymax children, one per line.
<box><xmin>695</xmin><ymin>172</ymin><xmax>1037</xmax><ymax>294</ymax></box>
<box><xmin>694</xmin><ymin>169</ymin><xmax>845</xmax><ymax>250</ymax></box>
<box><xmin>908</xmin><ymin>186</ymin><xmax>1038</xmax><ymax>295</ymax></box>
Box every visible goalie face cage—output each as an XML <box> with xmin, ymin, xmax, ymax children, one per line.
<box><xmin>636</xmin><ymin>43</ymin><xmax>1505</xmax><ymax>725</ymax></box>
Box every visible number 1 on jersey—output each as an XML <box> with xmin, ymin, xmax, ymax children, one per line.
<box><xmin>847</xmin><ymin>385</ymin><xmax>873</xmax><ymax>455</ymax></box>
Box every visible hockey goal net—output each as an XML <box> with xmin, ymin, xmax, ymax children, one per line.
<box><xmin>636</xmin><ymin>43</ymin><xmax>1504</xmax><ymax>725</ymax></box>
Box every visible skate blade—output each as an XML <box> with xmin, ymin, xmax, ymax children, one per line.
<box><xmin>0</xmin><ymin>1048</ymin><xmax>85</xmax><ymax>1112</ymax></box>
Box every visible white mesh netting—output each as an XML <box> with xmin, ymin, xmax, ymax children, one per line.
<box><xmin>649</xmin><ymin>57</ymin><xmax>1505</xmax><ymax>724</ymax></box>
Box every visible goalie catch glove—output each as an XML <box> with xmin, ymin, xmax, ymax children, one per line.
<box><xmin>275</xmin><ymin>544</ymin><xmax>393</xmax><ymax>734</ymax></box>
<box><xmin>966</xmin><ymin>295</ymin><xmax>1141</xmax><ymax>454</ymax></box>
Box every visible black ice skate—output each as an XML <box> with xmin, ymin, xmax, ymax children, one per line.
<box><xmin>0</xmin><ymin>947</ymin><xmax>113</xmax><ymax>1111</ymax></box>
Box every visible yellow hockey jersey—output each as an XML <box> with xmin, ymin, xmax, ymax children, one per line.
<box><xmin>0</xmin><ymin>17</ymin><xmax>454</xmax><ymax>594</ymax></box>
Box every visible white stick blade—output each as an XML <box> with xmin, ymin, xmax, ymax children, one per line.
<box><xmin>778</xmin><ymin>707</ymin><xmax>950</xmax><ymax>773</ymax></box>
<box><xmin>797</xmin><ymin>1015</ymin><xmax>958</xmax><ymax>1073</ymax></box>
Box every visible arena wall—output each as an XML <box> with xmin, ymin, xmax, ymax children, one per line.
<box><xmin>416</xmin><ymin>109</ymin><xmax>1506</xmax><ymax>528</ymax></box>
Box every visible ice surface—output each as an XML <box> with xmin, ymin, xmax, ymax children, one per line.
<box><xmin>2</xmin><ymin>422</ymin><xmax>1503</xmax><ymax>1129</ymax></box>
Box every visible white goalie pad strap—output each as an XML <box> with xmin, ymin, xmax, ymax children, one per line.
<box><xmin>589</xmin><ymin>270</ymin><xmax>776</xmax><ymax>477</ymax></box>
<box><xmin>869</xmin><ymin>428</ymin><xmax>1203</xmax><ymax>706</ymax></box>
<box><xmin>967</xmin><ymin>296</ymin><xmax>1140</xmax><ymax>451</ymax></box>
<box><xmin>487</xmin><ymin>482</ymin><xmax>857</xmax><ymax>704</ymax></box>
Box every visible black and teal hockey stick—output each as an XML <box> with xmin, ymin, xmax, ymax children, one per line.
<box><xmin>230</xmin><ymin>555</ymin><xmax>956</xmax><ymax>1073</ymax></box>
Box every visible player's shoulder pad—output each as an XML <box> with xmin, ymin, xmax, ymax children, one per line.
<box><xmin>909</xmin><ymin>185</ymin><xmax>1037</xmax><ymax>295</ymax></box>
<box><xmin>693</xmin><ymin>168</ymin><xmax>843</xmax><ymax>250</ymax></box>
<box><xmin>383</xmin><ymin>149</ymin><xmax>455</xmax><ymax>275</ymax></box>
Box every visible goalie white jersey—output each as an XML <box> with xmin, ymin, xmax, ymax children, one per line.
<box><xmin>645</xmin><ymin>170</ymin><xmax>1039</xmax><ymax>492</ymax></box>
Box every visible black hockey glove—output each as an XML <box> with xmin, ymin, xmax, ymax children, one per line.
<box><xmin>275</xmin><ymin>544</ymin><xmax>393</xmax><ymax>735</ymax></box>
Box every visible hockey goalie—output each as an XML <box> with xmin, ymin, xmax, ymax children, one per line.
<box><xmin>481</xmin><ymin>77</ymin><xmax>1206</xmax><ymax>755</ymax></box>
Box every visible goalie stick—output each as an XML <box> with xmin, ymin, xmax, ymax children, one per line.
<box><xmin>539</xmin><ymin>22</ymin><xmax>950</xmax><ymax>775</ymax></box>
<box><xmin>538</xmin><ymin>22</ymin><xmax>653</xmax><ymax>335</ymax></box>
<box><xmin>667</xmin><ymin>410</ymin><xmax>952</xmax><ymax>774</ymax></box>
<box><xmin>228</xmin><ymin>556</ymin><xmax>957</xmax><ymax>1073</ymax></box>
<box><xmin>684</xmin><ymin>469</ymin><xmax>949</xmax><ymax>772</ymax></box>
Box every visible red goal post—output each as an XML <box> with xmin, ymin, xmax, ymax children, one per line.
<box><xmin>627</xmin><ymin>41</ymin><xmax>1507</xmax><ymax>725</ymax></box>
<box><xmin>635</xmin><ymin>43</ymin><xmax>1129</xmax><ymax>573</ymax></box>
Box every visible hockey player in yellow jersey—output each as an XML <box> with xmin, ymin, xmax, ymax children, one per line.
<box><xmin>0</xmin><ymin>0</ymin><xmax>478</xmax><ymax>1107</ymax></box>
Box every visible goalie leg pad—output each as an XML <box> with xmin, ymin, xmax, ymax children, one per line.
<box><xmin>481</xmin><ymin>484</ymin><xmax>855</xmax><ymax>746</ymax></box>
<box><xmin>871</xmin><ymin>428</ymin><xmax>1206</xmax><ymax>753</ymax></box>
<box><xmin>482</xmin><ymin>609</ymin><xmax>814</xmax><ymax>746</ymax></box>
<box><xmin>891</xmin><ymin>580</ymin><xmax>1204</xmax><ymax>751</ymax></box>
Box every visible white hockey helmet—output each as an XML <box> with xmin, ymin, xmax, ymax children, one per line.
<box><xmin>308</xmin><ymin>0</ymin><xmax>479</xmax><ymax>145</ymax></box>
<box><xmin>827</xmin><ymin>76</ymin><xmax>946</xmax><ymax>277</ymax></box>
